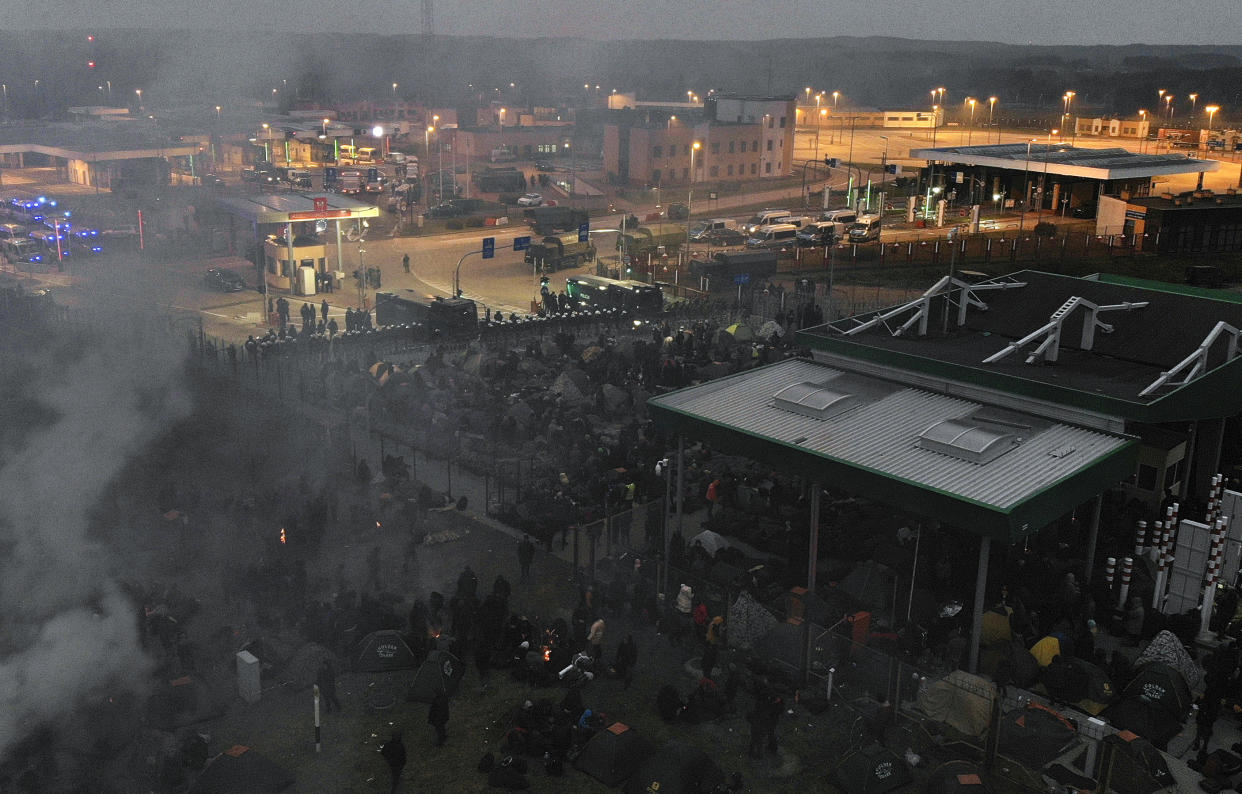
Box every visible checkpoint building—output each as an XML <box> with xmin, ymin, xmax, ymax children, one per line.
<box><xmin>907</xmin><ymin>143</ymin><xmax>1219</xmax><ymax>215</ymax></box>
<box><xmin>216</xmin><ymin>193</ymin><xmax>380</xmax><ymax>296</ymax></box>
<box><xmin>650</xmin><ymin>270</ymin><xmax>1242</xmax><ymax>670</ymax></box>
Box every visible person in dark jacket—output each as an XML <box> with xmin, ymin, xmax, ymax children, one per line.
<box><xmin>429</xmin><ymin>689</ymin><xmax>450</xmax><ymax>746</ymax></box>
<box><xmin>380</xmin><ymin>731</ymin><xmax>406</xmax><ymax>792</ymax></box>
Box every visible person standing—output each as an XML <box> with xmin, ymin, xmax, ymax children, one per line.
<box><xmin>428</xmin><ymin>689</ymin><xmax>450</xmax><ymax>746</ymax></box>
<box><xmin>380</xmin><ymin>731</ymin><xmax>407</xmax><ymax>793</ymax></box>
<box><xmin>402</xmin><ymin>252</ymin><xmax>411</xmax><ymax>273</ymax></box>
<box><xmin>321</xmin><ymin>298</ymin><xmax>329</xmax><ymax>324</ymax></box>
<box><xmin>588</xmin><ymin>617</ymin><xmax>605</xmax><ymax>667</ymax></box>
<box><xmin>517</xmin><ymin>534</ymin><xmax>535</xmax><ymax>582</ymax></box>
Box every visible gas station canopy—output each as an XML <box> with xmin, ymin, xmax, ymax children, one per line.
<box><xmin>908</xmin><ymin>143</ymin><xmax>1219</xmax><ymax>181</ymax></box>
<box><xmin>216</xmin><ymin>192</ymin><xmax>380</xmax><ymax>226</ymax></box>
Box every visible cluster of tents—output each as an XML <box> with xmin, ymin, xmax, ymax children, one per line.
<box><xmin>572</xmin><ymin>721</ymin><xmax>729</xmax><ymax>793</ymax></box>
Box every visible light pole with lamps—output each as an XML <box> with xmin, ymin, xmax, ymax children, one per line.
<box><xmin>565</xmin><ymin>140</ymin><xmax>575</xmax><ymax>204</ymax></box>
<box><xmin>1064</xmin><ymin>91</ymin><xmax>1076</xmax><ymax>144</ymax></box>
<box><xmin>815</xmin><ymin>108</ymin><xmax>827</xmax><ymax>162</ymax></box>
<box><xmin>1206</xmin><ymin>105</ymin><xmax>1219</xmax><ymax>132</ymax></box>
<box><xmin>832</xmin><ymin>91</ymin><xmax>840</xmax><ymax>141</ymax></box>
<box><xmin>1138</xmin><ymin>109</ymin><xmax>1148</xmax><ymax>151</ymax></box>
<box><xmin>1189</xmin><ymin>93</ymin><xmax>1198</xmax><ymax>119</ymax></box>
<box><xmin>135</xmin><ymin>88</ymin><xmax>142</xmax><ymax>111</ymax></box>
<box><xmin>391</xmin><ymin>82</ymin><xmax>398</xmax><ymax>98</ymax></box>
<box><xmin>1018</xmin><ymin>137</ymin><xmax>1038</xmax><ymax>235</ymax></box>
<box><xmin>1037</xmin><ymin>128</ymin><xmax>1058</xmax><ymax>223</ymax></box>
<box><xmin>686</xmin><ymin>141</ymin><xmax>701</xmax><ymax>253</ymax></box>
<box><xmin>1165</xmin><ymin>94</ymin><xmax>1174</xmax><ymax>123</ymax></box>
<box><xmin>988</xmin><ymin>96</ymin><xmax>997</xmax><ymax>143</ymax></box>
<box><xmin>261</xmin><ymin>122</ymin><xmax>271</xmax><ymax>161</ymax></box>
<box><xmin>966</xmin><ymin>98</ymin><xmax>977</xmax><ymax>145</ymax></box>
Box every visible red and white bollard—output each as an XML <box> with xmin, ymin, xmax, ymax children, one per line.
<box><xmin>1135</xmin><ymin>520</ymin><xmax>1147</xmax><ymax>558</ymax></box>
<box><xmin>1118</xmin><ymin>556</ymin><xmax>1134</xmax><ymax>610</ymax></box>
<box><xmin>1105</xmin><ymin>556</ymin><xmax>1116</xmax><ymax>588</ymax></box>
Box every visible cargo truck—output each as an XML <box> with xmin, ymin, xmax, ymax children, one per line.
<box><xmin>524</xmin><ymin>233</ymin><xmax>597</xmax><ymax>272</ymax></box>
<box><xmin>523</xmin><ymin>206</ymin><xmax>589</xmax><ymax>236</ymax></box>
<box><xmin>374</xmin><ymin>291</ymin><xmax>479</xmax><ymax>332</ymax></box>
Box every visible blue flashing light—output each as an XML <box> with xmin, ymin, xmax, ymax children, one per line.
<box><xmin>36</xmin><ymin>196</ymin><xmax>46</xmax><ymax>204</ymax></box>
<box><xmin>63</xmin><ymin>211</ymin><xmax>71</xmax><ymax>217</ymax></box>
<box><xmin>91</xmin><ymin>246</ymin><xmax>103</xmax><ymax>253</ymax></box>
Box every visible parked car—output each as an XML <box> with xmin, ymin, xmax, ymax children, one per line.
<box><xmin>535</xmin><ymin>159</ymin><xmax>555</xmax><ymax>172</ymax></box>
<box><xmin>204</xmin><ymin>267</ymin><xmax>246</xmax><ymax>292</ymax></box>
<box><xmin>1070</xmin><ymin>204</ymin><xmax>1097</xmax><ymax>219</ymax></box>
<box><xmin>703</xmin><ymin>227</ymin><xmax>747</xmax><ymax>246</ymax></box>
<box><xmin>423</xmin><ymin>203</ymin><xmax>464</xmax><ymax>220</ymax></box>
<box><xmin>516</xmin><ymin>193</ymin><xmax>544</xmax><ymax>207</ymax></box>
<box><xmin>202</xmin><ymin>174</ymin><xmax>226</xmax><ymax>188</ymax></box>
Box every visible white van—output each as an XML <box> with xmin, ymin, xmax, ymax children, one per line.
<box><xmin>746</xmin><ymin>223</ymin><xmax>799</xmax><ymax>249</ymax></box>
<box><xmin>819</xmin><ymin>209</ymin><xmax>858</xmax><ymax>236</ymax></box>
<box><xmin>743</xmin><ymin>209</ymin><xmax>791</xmax><ymax>234</ymax></box>
<box><xmin>847</xmin><ymin>214</ymin><xmax>882</xmax><ymax>242</ymax></box>
<box><xmin>384</xmin><ymin>152</ymin><xmax>407</xmax><ymax>164</ymax></box>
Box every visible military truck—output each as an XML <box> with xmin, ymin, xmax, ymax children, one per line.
<box><xmin>618</xmin><ymin>223</ymin><xmax>687</xmax><ymax>259</ymax></box>
<box><xmin>524</xmin><ymin>233</ymin><xmax>597</xmax><ymax>272</ymax></box>
<box><xmin>523</xmin><ymin>206</ymin><xmax>589</xmax><ymax>236</ymax></box>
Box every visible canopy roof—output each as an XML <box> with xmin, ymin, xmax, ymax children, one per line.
<box><xmin>649</xmin><ymin>357</ymin><xmax>1135</xmax><ymax>542</ymax></box>
<box><xmin>216</xmin><ymin>192</ymin><xmax>380</xmax><ymax>225</ymax></box>
<box><xmin>907</xmin><ymin>142</ymin><xmax>1219</xmax><ymax>181</ymax></box>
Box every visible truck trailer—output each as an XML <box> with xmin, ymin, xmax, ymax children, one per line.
<box><xmin>524</xmin><ymin>233</ymin><xmax>597</xmax><ymax>272</ymax></box>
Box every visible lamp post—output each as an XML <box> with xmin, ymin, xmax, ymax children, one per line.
<box><xmin>566</xmin><ymin>140</ymin><xmax>575</xmax><ymax>204</ymax></box>
<box><xmin>261</xmin><ymin>122</ymin><xmax>271</xmax><ymax>162</ymax></box>
<box><xmin>1165</xmin><ymin>94</ymin><xmax>1174</xmax><ymax>123</ymax></box>
<box><xmin>686</xmin><ymin>140</ymin><xmax>701</xmax><ymax>253</ymax></box>
<box><xmin>832</xmin><ymin>91</ymin><xmax>840</xmax><ymax>142</ymax></box>
<box><xmin>1189</xmin><ymin>93</ymin><xmax>1198</xmax><ymax>119</ymax></box>
<box><xmin>815</xmin><ymin>108</ymin><xmax>827</xmax><ymax>162</ymax></box>
<box><xmin>988</xmin><ymin>96</ymin><xmax>997</xmax><ymax>143</ymax></box>
<box><xmin>966</xmin><ymin>98</ymin><xmax>977</xmax><ymax>145</ymax></box>
<box><xmin>1018</xmin><ymin>137</ymin><xmax>1037</xmax><ymax>235</ymax></box>
<box><xmin>1065</xmin><ymin>91</ymin><xmax>1076</xmax><ymax>144</ymax></box>
<box><xmin>392</xmin><ymin>82</ymin><xmax>398</xmax><ymax>98</ymax></box>
<box><xmin>425</xmin><ymin>125</ymin><xmax>434</xmax><ymax>201</ymax></box>
<box><xmin>878</xmin><ymin>135</ymin><xmax>889</xmax><ymax>226</ymax></box>
<box><xmin>1037</xmin><ymin>128</ymin><xmax>1057</xmax><ymax>224</ymax></box>
<box><xmin>135</xmin><ymin>88</ymin><xmax>142</xmax><ymax>111</ymax></box>
<box><xmin>1206</xmin><ymin>105</ymin><xmax>1219</xmax><ymax>132</ymax></box>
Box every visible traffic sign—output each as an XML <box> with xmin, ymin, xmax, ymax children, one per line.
<box><xmin>513</xmin><ymin>235</ymin><xmax>531</xmax><ymax>251</ymax></box>
<box><xmin>577</xmin><ymin>223</ymin><xmax>589</xmax><ymax>243</ymax></box>
<box><xmin>482</xmin><ymin>236</ymin><xmax>495</xmax><ymax>259</ymax></box>
<box><xmin>733</xmin><ymin>273</ymin><xmax>750</xmax><ymax>285</ymax></box>
<box><xmin>708</xmin><ymin>191</ymin><xmax>718</xmax><ymax>200</ymax></box>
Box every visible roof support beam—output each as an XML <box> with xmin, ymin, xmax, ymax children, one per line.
<box><xmin>1139</xmin><ymin>320</ymin><xmax>1242</xmax><ymax>397</ymax></box>
<box><xmin>984</xmin><ymin>296</ymin><xmax>1148</xmax><ymax>365</ymax></box>
<box><xmin>840</xmin><ymin>276</ymin><xmax>1026</xmax><ymax>338</ymax></box>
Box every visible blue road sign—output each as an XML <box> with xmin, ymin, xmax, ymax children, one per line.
<box><xmin>577</xmin><ymin>223</ymin><xmax>589</xmax><ymax>243</ymax></box>
<box><xmin>733</xmin><ymin>273</ymin><xmax>750</xmax><ymax>285</ymax></box>
<box><xmin>482</xmin><ymin>236</ymin><xmax>495</xmax><ymax>259</ymax></box>
<box><xmin>513</xmin><ymin>235</ymin><xmax>531</xmax><ymax>251</ymax></box>
<box><xmin>324</xmin><ymin>167</ymin><xmax>337</xmax><ymax>183</ymax></box>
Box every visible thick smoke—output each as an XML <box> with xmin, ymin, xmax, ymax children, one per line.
<box><xmin>0</xmin><ymin>318</ymin><xmax>192</xmax><ymax>759</ymax></box>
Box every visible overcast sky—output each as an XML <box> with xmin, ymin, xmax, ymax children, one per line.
<box><xmin>14</xmin><ymin>0</ymin><xmax>1242</xmax><ymax>44</ymax></box>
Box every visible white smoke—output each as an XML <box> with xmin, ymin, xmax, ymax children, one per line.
<box><xmin>0</xmin><ymin>317</ymin><xmax>192</xmax><ymax>759</ymax></box>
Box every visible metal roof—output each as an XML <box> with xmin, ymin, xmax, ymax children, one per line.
<box><xmin>649</xmin><ymin>357</ymin><xmax>1136</xmax><ymax>541</ymax></box>
<box><xmin>907</xmin><ymin>143</ymin><xmax>1219</xmax><ymax>180</ymax></box>
<box><xmin>0</xmin><ymin>122</ymin><xmax>200</xmax><ymax>160</ymax></box>
<box><xmin>802</xmin><ymin>270</ymin><xmax>1242</xmax><ymax>424</ymax></box>
<box><xmin>215</xmin><ymin>193</ymin><xmax>380</xmax><ymax>225</ymax></box>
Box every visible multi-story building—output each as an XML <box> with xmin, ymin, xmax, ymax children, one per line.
<box><xmin>603</xmin><ymin>94</ymin><xmax>796</xmax><ymax>186</ymax></box>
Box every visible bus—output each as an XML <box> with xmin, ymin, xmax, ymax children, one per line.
<box><xmin>565</xmin><ymin>275</ymin><xmax>663</xmax><ymax>311</ymax></box>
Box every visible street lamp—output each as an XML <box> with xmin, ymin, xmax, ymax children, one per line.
<box><xmin>261</xmin><ymin>122</ymin><xmax>271</xmax><ymax>161</ymax></box>
<box><xmin>1206</xmin><ymin>105</ymin><xmax>1220</xmax><ymax>131</ymax></box>
<box><xmin>498</xmin><ymin>107</ymin><xmax>505</xmax><ymax>126</ymax></box>
<box><xmin>565</xmin><ymin>140</ymin><xmax>575</xmax><ymax>204</ymax></box>
<box><xmin>1189</xmin><ymin>93</ymin><xmax>1198</xmax><ymax>118</ymax></box>
<box><xmin>686</xmin><ymin>141</ymin><xmax>701</xmax><ymax>253</ymax></box>
<box><xmin>392</xmin><ymin>82</ymin><xmax>398</xmax><ymax>98</ymax></box>
<box><xmin>1037</xmin><ymin>128</ymin><xmax>1057</xmax><ymax>223</ymax></box>
<box><xmin>1165</xmin><ymin>94</ymin><xmax>1174</xmax><ymax>123</ymax></box>
<box><xmin>1065</xmin><ymin>91</ymin><xmax>1076</xmax><ymax>144</ymax></box>
<box><xmin>815</xmin><ymin>108</ymin><xmax>827</xmax><ymax>161</ymax></box>
<box><xmin>215</xmin><ymin>105</ymin><xmax>222</xmax><ymax>119</ymax></box>
<box><xmin>135</xmin><ymin>88</ymin><xmax>142</xmax><ymax>110</ymax></box>
<box><xmin>988</xmin><ymin>96</ymin><xmax>997</xmax><ymax>143</ymax></box>
<box><xmin>966</xmin><ymin>98</ymin><xmax>977</xmax><ymax>145</ymax></box>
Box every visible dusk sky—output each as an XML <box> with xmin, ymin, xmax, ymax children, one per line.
<box><xmin>13</xmin><ymin>0</ymin><xmax>1242</xmax><ymax>44</ymax></box>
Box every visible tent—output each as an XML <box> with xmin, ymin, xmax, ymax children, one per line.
<box><xmin>997</xmin><ymin>703</ymin><xmax>1078</xmax><ymax>768</ymax></box>
<box><xmin>915</xmin><ymin>670</ymin><xmax>997</xmax><ymax>739</ymax></box>
<box><xmin>407</xmin><ymin>649</ymin><xmax>464</xmax><ymax>703</ymax></box>
<box><xmin>727</xmin><ymin>591</ymin><xmax>779</xmax><ymax>651</ymax></box>
<box><xmin>1029</xmin><ymin>635</ymin><xmax>1061</xmax><ymax>668</ymax></box>
<box><xmin>980</xmin><ymin>607</ymin><xmax>1013</xmax><ymax>646</ymax></box>
<box><xmin>831</xmin><ymin>744</ymin><xmax>913</xmax><ymax>793</ymax></box>
<box><xmin>926</xmin><ymin>760</ymin><xmax>993</xmax><ymax>793</ymax></box>
<box><xmin>190</xmin><ymin>746</ymin><xmax>294</xmax><ymax>794</ymax></box>
<box><xmin>838</xmin><ymin>560</ymin><xmax>894</xmax><ymax>610</ymax></box>
<box><xmin>573</xmin><ymin>722</ymin><xmax>653</xmax><ymax>787</ymax></box>
<box><xmin>723</xmin><ymin>323</ymin><xmax>755</xmax><ymax>342</ymax></box>
<box><xmin>1103</xmin><ymin>662</ymin><xmax>1192</xmax><ymax>747</ymax></box>
<box><xmin>1135</xmin><ymin>630</ymin><xmax>1203</xmax><ymax>689</ymax></box>
<box><xmin>1041</xmin><ymin>657</ymin><xmax>1115</xmax><ymax>715</ymax></box>
<box><xmin>1102</xmin><ymin>731</ymin><xmax>1175</xmax><ymax>794</ymax></box>
<box><xmin>688</xmin><ymin>529</ymin><xmax>731</xmax><ymax>556</ymax></box>
<box><xmin>354</xmin><ymin>629</ymin><xmax>417</xmax><ymax>672</ymax></box>
<box><xmin>622</xmin><ymin>743</ymin><xmax>725</xmax><ymax>794</ymax></box>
